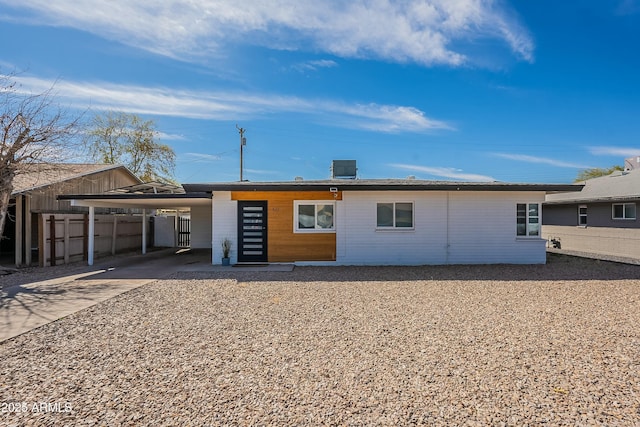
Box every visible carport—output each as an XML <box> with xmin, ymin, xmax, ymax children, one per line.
<box><xmin>58</xmin><ymin>184</ymin><xmax>211</xmax><ymax>266</ymax></box>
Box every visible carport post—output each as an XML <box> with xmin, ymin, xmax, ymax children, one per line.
<box><xmin>88</xmin><ymin>206</ymin><xmax>95</xmax><ymax>266</ymax></box>
<box><xmin>142</xmin><ymin>209</ymin><xmax>147</xmax><ymax>255</ymax></box>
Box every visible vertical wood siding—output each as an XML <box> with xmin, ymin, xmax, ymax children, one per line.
<box><xmin>26</xmin><ymin>169</ymin><xmax>140</xmax><ymax>212</ymax></box>
<box><xmin>232</xmin><ymin>191</ymin><xmax>341</xmax><ymax>262</ymax></box>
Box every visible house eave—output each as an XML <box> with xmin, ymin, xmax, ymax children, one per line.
<box><xmin>57</xmin><ymin>193</ymin><xmax>212</xmax><ymax>209</ymax></box>
<box><xmin>544</xmin><ymin>195</ymin><xmax>640</xmax><ymax>205</ymax></box>
<box><xmin>183</xmin><ymin>180</ymin><xmax>582</xmax><ymax>193</ymax></box>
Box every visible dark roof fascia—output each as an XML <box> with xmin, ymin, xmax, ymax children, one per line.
<box><xmin>183</xmin><ymin>181</ymin><xmax>583</xmax><ymax>193</ymax></box>
<box><xmin>57</xmin><ymin>192</ymin><xmax>211</xmax><ymax>201</ymax></box>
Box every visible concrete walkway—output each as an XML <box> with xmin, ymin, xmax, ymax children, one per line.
<box><xmin>0</xmin><ymin>249</ymin><xmax>296</xmax><ymax>342</ymax></box>
<box><xmin>0</xmin><ymin>249</ymin><xmax>212</xmax><ymax>342</ymax></box>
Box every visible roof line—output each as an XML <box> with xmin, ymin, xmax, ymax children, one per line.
<box><xmin>183</xmin><ymin>181</ymin><xmax>582</xmax><ymax>193</ymax></box>
<box><xmin>13</xmin><ymin>164</ymin><xmax>142</xmax><ymax>195</ymax></box>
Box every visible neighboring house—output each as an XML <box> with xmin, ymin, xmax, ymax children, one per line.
<box><xmin>543</xmin><ymin>162</ymin><xmax>640</xmax><ymax>260</ymax></box>
<box><xmin>2</xmin><ymin>163</ymin><xmax>142</xmax><ymax>266</ymax></box>
<box><xmin>60</xmin><ymin>162</ymin><xmax>580</xmax><ymax>266</ymax></box>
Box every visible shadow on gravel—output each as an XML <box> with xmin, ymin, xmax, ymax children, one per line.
<box><xmin>175</xmin><ymin>253</ymin><xmax>640</xmax><ymax>282</ymax></box>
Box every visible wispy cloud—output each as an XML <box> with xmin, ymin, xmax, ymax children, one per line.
<box><xmin>293</xmin><ymin>59</ymin><xmax>338</xmax><ymax>72</ymax></box>
<box><xmin>588</xmin><ymin>146</ymin><xmax>640</xmax><ymax>157</ymax></box>
<box><xmin>390</xmin><ymin>163</ymin><xmax>496</xmax><ymax>182</ymax></box>
<box><xmin>493</xmin><ymin>153</ymin><xmax>593</xmax><ymax>169</ymax></box>
<box><xmin>0</xmin><ymin>0</ymin><xmax>534</xmax><ymax>66</ymax></box>
<box><xmin>183</xmin><ymin>153</ymin><xmax>223</xmax><ymax>163</ymax></box>
<box><xmin>245</xmin><ymin>168</ymin><xmax>279</xmax><ymax>175</ymax></box>
<box><xmin>157</xmin><ymin>131</ymin><xmax>186</xmax><ymax>141</ymax></box>
<box><xmin>10</xmin><ymin>74</ymin><xmax>452</xmax><ymax>133</ymax></box>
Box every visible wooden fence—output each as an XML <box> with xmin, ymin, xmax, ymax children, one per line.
<box><xmin>40</xmin><ymin>213</ymin><xmax>147</xmax><ymax>266</ymax></box>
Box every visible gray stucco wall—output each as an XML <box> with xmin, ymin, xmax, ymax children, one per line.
<box><xmin>543</xmin><ymin>201</ymin><xmax>640</xmax><ymax>228</ymax></box>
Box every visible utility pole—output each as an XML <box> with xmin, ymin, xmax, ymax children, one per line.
<box><xmin>236</xmin><ymin>124</ymin><xmax>246</xmax><ymax>181</ymax></box>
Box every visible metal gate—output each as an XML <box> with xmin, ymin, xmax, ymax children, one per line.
<box><xmin>178</xmin><ymin>216</ymin><xmax>190</xmax><ymax>248</ymax></box>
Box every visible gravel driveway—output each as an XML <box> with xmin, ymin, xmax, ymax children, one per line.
<box><xmin>2</xmin><ymin>254</ymin><xmax>640</xmax><ymax>426</ymax></box>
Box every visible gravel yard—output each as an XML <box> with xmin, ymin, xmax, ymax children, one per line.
<box><xmin>2</xmin><ymin>254</ymin><xmax>640</xmax><ymax>426</ymax></box>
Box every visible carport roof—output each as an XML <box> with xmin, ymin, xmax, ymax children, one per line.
<box><xmin>58</xmin><ymin>192</ymin><xmax>211</xmax><ymax>209</ymax></box>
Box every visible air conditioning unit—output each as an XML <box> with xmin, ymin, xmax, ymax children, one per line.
<box><xmin>331</xmin><ymin>160</ymin><xmax>357</xmax><ymax>179</ymax></box>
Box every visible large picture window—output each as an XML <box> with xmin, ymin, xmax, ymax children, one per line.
<box><xmin>294</xmin><ymin>201</ymin><xmax>335</xmax><ymax>232</ymax></box>
<box><xmin>516</xmin><ymin>203</ymin><xmax>540</xmax><ymax>237</ymax></box>
<box><xmin>612</xmin><ymin>203</ymin><xmax>636</xmax><ymax>220</ymax></box>
<box><xmin>376</xmin><ymin>202</ymin><xmax>414</xmax><ymax>229</ymax></box>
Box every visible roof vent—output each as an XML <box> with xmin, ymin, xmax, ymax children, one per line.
<box><xmin>407</xmin><ymin>175</ymin><xmax>416</xmax><ymax>180</ymax></box>
<box><xmin>294</xmin><ymin>176</ymin><xmax>304</xmax><ymax>181</ymax></box>
<box><xmin>331</xmin><ymin>160</ymin><xmax>357</xmax><ymax>179</ymax></box>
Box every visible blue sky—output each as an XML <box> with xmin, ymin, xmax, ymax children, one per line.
<box><xmin>1</xmin><ymin>1</ymin><xmax>640</xmax><ymax>184</ymax></box>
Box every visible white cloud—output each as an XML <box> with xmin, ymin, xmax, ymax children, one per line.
<box><xmin>493</xmin><ymin>153</ymin><xmax>593</xmax><ymax>169</ymax></box>
<box><xmin>244</xmin><ymin>168</ymin><xmax>279</xmax><ymax>175</ymax></box>
<box><xmin>10</xmin><ymin>75</ymin><xmax>451</xmax><ymax>133</ymax></box>
<box><xmin>293</xmin><ymin>59</ymin><xmax>338</xmax><ymax>72</ymax></box>
<box><xmin>330</xmin><ymin>103</ymin><xmax>453</xmax><ymax>132</ymax></box>
<box><xmin>157</xmin><ymin>131</ymin><xmax>186</xmax><ymax>141</ymax></box>
<box><xmin>391</xmin><ymin>163</ymin><xmax>496</xmax><ymax>182</ymax></box>
<box><xmin>183</xmin><ymin>153</ymin><xmax>223</xmax><ymax>162</ymax></box>
<box><xmin>0</xmin><ymin>0</ymin><xmax>534</xmax><ymax>66</ymax></box>
<box><xmin>588</xmin><ymin>146</ymin><xmax>640</xmax><ymax>157</ymax></box>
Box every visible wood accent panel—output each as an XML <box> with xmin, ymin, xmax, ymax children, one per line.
<box><xmin>232</xmin><ymin>191</ymin><xmax>340</xmax><ymax>262</ymax></box>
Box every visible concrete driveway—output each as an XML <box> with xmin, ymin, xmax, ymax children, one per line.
<box><xmin>0</xmin><ymin>249</ymin><xmax>212</xmax><ymax>342</ymax></box>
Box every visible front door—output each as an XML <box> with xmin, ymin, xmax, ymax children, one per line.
<box><xmin>237</xmin><ymin>201</ymin><xmax>268</xmax><ymax>263</ymax></box>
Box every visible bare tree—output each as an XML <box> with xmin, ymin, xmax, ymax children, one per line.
<box><xmin>84</xmin><ymin>111</ymin><xmax>176</xmax><ymax>182</ymax></box>
<box><xmin>0</xmin><ymin>72</ymin><xmax>80</xmax><ymax>240</ymax></box>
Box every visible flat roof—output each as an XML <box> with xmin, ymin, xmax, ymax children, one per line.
<box><xmin>183</xmin><ymin>179</ymin><xmax>582</xmax><ymax>193</ymax></box>
<box><xmin>57</xmin><ymin>192</ymin><xmax>211</xmax><ymax>209</ymax></box>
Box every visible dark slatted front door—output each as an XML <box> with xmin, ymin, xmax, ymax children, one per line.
<box><xmin>237</xmin><ymin>201</ymin><xmax>268</xmax><ymax>262</ymax></box>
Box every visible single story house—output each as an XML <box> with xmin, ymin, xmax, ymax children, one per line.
<box><xmin>543</xmin><ymin>162</ymin><xmax>640</xmax><ymax>260</ymax></box>
<box><xmin>62</xmin><ymin>173</ymin><xmax>580</xmax><ymax>265</ymax></box>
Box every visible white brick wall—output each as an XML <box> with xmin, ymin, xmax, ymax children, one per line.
<box><xmin>337</xmin><ymin>191</ymin><xmax>448</xmax><ymax>265</ymax></box>
<box><xmin>337</xmin><ymin>191</ymin><xmax>547</xmax><ymax>265</ymax></box>
<box><xmin>543</xmin><ymin>224</ymin><xmax>640</xmax><ymax>260</ymax></box>
<box><xmin>211</xmin><ymin>191</ymin><xmax>237</xmax><ymax>264</ymax></box>
<box><xmin>447</xmin><ymin>191</ymin><xmax>546</xmax><ymax>264</ymax></box>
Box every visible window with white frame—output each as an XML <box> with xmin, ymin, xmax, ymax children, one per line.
<box><xmin>578</xmin><ymin>205</ymin><xmax>587</xmax><ymax>226</ymax></box>
<box><xmin>612</xmin><ymin>203</ymin><xmax>636</xmax><ymax>220</ymax></box>
<box><xmin>294</xmin><ymin>201</ymin><xmax>335</xmax><ymax>232</ymax></box>
<box><xmin>376</xmin><ymin>202</ymin><xmax>414</xmax><ymax>229</ymax></box>
<box><xmin>516</xmin><ymin>203</ymin><xmax>540</xmax><ymax>237</ymax></box>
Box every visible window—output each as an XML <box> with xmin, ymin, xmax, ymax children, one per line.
<box><xmin>612</xmin><ymin>203</ymin><xmax>636</xmax><ymax>220</ymax></box>
<box><xmin>578</xmin><ymin>205</ymin><xmax>587</xmax><ymax>226</ymax></box>
<box><xmin>516</xmin><ymin>203</ymin><xmax>540</xmax><ymax>237</ymax></box>
<box><xmin>376</xmin><ymin>202</ymin><xmax>414</xmax><ymax>229</ymax></box>
<box><xmin>294</xmin><ymin>201</ymin><xmax>335</xmax><ymax>232</ymax></box>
